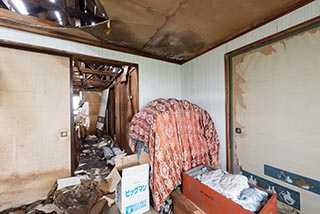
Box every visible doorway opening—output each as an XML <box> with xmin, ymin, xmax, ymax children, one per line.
<box><xmin>71</xmin><ymin>56</ymin><xmax>139</xmax><ymax>175</ymax></box>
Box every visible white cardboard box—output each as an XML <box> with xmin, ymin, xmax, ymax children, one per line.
<box><xmin>107</xmin><ymin>151</ymin><xmax>150</xmax><ymax>214</ymax></box>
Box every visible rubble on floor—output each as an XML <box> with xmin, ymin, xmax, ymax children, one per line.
<box><xmin>78</xmin><ymin>135</ymin><xmax>125</xmax><ymax>170</ymax></box>
<box><xmin>9</xmin><ymin>171</ymin><xmax>115</xmax><ymax>214</ymax></box>
<box><xmin>7</xmin><ymin>135</ymin><xmax>157</xmax><ymax>214</ymax></box>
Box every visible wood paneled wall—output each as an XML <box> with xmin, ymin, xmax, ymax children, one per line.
<box><xmin>111</xmin><ymin>67</ymin><xmax>139</xmax><ymax>153</ymax></box>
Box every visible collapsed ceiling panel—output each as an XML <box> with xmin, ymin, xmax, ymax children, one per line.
<box><xmin>73</xmin><ymin>57</ymin><xmax>123</xmax><ymax>92</ymax></box>
<box><xmin>0</xmin><ymin>0</ymin><xmax>314</xmax><ymax>63</ymax></box>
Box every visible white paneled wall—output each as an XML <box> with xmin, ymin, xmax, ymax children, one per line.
<box><xmin>182</xmin><ymin>0</ymin><xmax>320</xmax><ymax>169</ymax></box>
<box><xmin>0</xmin><ymin>28</ymin><xmax>182</xmax><ymax>109</ymax></box>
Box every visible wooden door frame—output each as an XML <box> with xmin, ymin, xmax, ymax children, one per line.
<box><xmin>224</xmin><ymin>16</ymin><xmax>320</xmax><ymax>173</ymax></box>
<box><xmin>0</xmin><ymin>39</ymin><xmax>139</xmax><ymax>175</ymax></box>
<box><xmin>70</xmin><ymin>56</ymin><xmax>139</xmax><ymax>174</ymax></box>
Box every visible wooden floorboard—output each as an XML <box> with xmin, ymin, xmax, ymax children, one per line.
<box><xmin>171</xmin><ymin>189</ymin><xmax>205</xmax><ymax>214</ymax></box>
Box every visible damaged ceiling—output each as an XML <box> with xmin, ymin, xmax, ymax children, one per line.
<box><xmin>72</xmin><ymin>58</ymin><xmax>123</xmax><ymax>92</ymax></box>
<box><xmin>0</xmin><ymin>0</ymin><xmax>314</xmax><ymax>63</ymax></box>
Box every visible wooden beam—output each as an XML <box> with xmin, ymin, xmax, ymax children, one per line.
<box><xmin>73</xmin><ymin>67</ymin><xmax>118</xmax><ymax>77</ymax></box>
<box><xmin>73</xmin><ymin>85</ymin><xmax>104</xmax><ymax>91</ymax></box>
<box><xmin>74</xmin><ymin>79</ymin><xmax>110</xmax><ymax>85</ymax></box>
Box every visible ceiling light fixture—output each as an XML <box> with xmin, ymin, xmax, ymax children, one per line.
<box><xmin>11</xmin><ymin>0</ymin><xmax>28</xmax><ymax>15</ymax></box>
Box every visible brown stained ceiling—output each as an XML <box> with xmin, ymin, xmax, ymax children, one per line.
<box><xmin>0</xmin><ymin>0</ymin><xmax>314</xmax><ymax>63</ymax></box>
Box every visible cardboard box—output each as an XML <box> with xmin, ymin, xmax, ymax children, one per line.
<box><xmin>182</xmin><ymin>165</ymin><xmax>278</xmax><ymax>214</ymax></box>
<box><xmin>106</xmin><ymin>151</ymin><xmax>150</xmax><ymax>214</ymax></box>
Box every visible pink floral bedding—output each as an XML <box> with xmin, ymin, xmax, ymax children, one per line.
<box><xmin>129</xmin><ymin>98</ymin><xmax>220</xmax><ymax>210</ymax></box>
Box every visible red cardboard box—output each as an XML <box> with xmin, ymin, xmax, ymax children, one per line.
<box><xmin>182</xmin><ymin>165</ymin><xmax>277</xmax><ymax>214</ymax></box>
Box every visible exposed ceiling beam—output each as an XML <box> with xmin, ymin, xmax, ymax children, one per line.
<box><xmin>74</xmin><ymin>79</ymin><xmax>111</xmax><ymax>85</ymax></box>
<box><xmin>73</xmin><ymin>67</ymin><xmax>118</xmax><ymax>77</ymax></box>
<box><xmin>73</xmin><ymin>85</ymin><xmax>105</xmax><ymax>91</ymax></box>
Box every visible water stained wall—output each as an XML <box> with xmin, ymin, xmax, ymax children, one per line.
<box><xmin>0</xmin><ymin>46</ymin><xmax>71</xmax><ymax>211</ymax></box>
<box><xmin>231</xmin><ymin>25</ymin><xmax>320</xmax><ymax>214</ymax></box>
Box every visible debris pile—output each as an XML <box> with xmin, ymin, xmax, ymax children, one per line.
<box><xmin>78</xmin><ymin>135</ymin><xmax>125</xmax><ymax>170</ymax></box>
<box><xmin>9</xmin><ymin>172</ymin><xmax>116</xmax><ymax>214</ymax></box>
<box><xmin>95</xmin><ymin>137</ymin><xmax>125</xmax><ymax>166</ymax></box>
<box><xmin>8</xmin><ymin>135</ymin><xmax>129</xmax><ymax>214</ymax></box>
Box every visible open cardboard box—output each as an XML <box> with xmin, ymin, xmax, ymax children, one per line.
<box><xmin>182</xmin><ymin>165</ymin><xmax>278</xmax><ymax>214</ymax></box>
<box><xmin>106</xmin><ymin>151</ymin><xmax>150</xmax><ymax>214</ymax></box>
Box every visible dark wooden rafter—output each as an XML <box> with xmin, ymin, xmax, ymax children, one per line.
<box><xmin>73</xmin><ymin>58</ymin><xmax>123</xmax><ymax>91</ymax></box>
<box><xmin>73</xmin><ymin>67</ymin><xmax>117</xmax><ymax>77</ymax></box>
<box><xmin>60</xmin><ymin>0</ymin><xmax>71</xmax><ymax>26</ymax></box>
<box><xmin>74</xmin><ymin>79</ymin><xmax>110</xmax><ymax>83</ymax></box>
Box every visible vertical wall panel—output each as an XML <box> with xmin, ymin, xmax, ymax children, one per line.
<box><xmin>182</xmin><ymin>45</ymin><xmax>227</xmax><ymax>170</ymax></box>
<box><xmin>181</xmin><ymin>0</ymin><xmax>320</xmax><ymax>170</ymax></box>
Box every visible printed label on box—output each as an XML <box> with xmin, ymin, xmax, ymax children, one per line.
<box><xmin>125</xmin><ymin>185</ymin><xmax>147</xmax><ymax>197</ymax></box>
<box><xmin>125</xmin><ymin>200</ymin><xmax>147</xmax><ymax>214</ymax></box>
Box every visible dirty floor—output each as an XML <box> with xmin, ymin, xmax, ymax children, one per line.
<box><xmin>7</xmin><ymin>137</ymin><xmax>157</xmax><ymax>214</ymax></box>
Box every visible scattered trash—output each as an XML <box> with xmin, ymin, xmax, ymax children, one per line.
<box><xmin>103</xmin><ymin>147</ymin><xmax>126</xmax><ymax>166</ymax></box>
<box><xmin>78</xmin><ymin>163</ymin><xmax>86</xmax><ymax>167</ymax></box>
<box><xmin>96</xmin><ymin>139</ymin><xmax>112</xmax><ymax>149</ymax></box>
<box><xmin>82</xmin><ymin>149</ymin><xmax>90</xmax><ymax>154</ymax></box>
<box><xmin>74</xmin><ymin>169</ymin><xmax>86</xmax><ymax>175</ymax></box>
<box><xmin>85</xmin><ymin>135</ymin><xmax>97</xmax><ymax>141</ymax></box>
<box><xmin>102</xmin><ymin>195</ymin><xmax>115</xmax><ymax>207</ymax></box>
<box><xmin>96</xmin><ymin>137</ymin><xmax>125</xmax><ymax>166</ymax></box>
<box><xmin>8</xmin><ymin>210</ymin><xmax>25</xmax><ymax>214</ymax></box>
<box><xmin>10</xmin><ymin>171</ymin><xmax>116</xmax><ymax>214</ymax></box>
<box><xmin>7</xmin><ymin>135</ymin><xmax>126</xmax><ymax>214</ymax></box>
<box><xmin>57</xmin><ymin>176</ymin><xmax>82</xmax><ymax>190</ymax></box>
<box><xmin>34</xmin><ymin>203</ymin><xmax>63</xmax><ymax>214</ymax></box>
